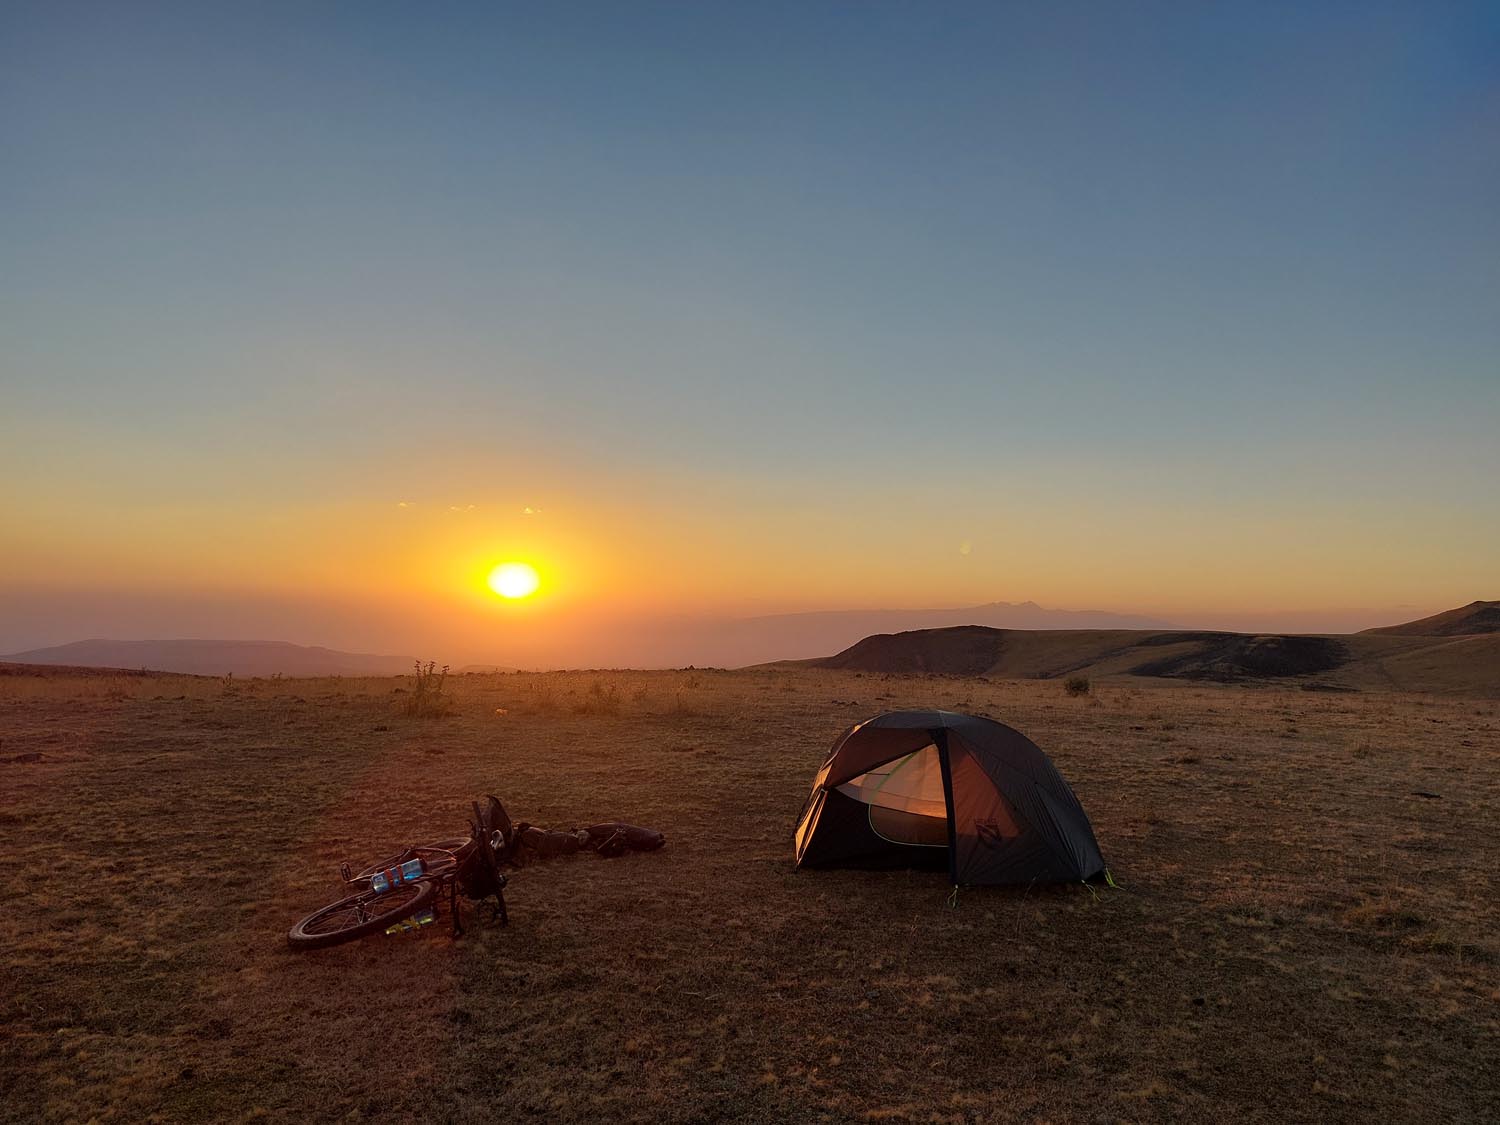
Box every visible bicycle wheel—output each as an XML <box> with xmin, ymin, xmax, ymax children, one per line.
<box><xmin>287</xmin><ymin>878</ymin><xmax>439</xmax><ymax>950</ymax></box>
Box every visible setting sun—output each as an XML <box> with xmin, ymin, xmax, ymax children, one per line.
<box><xmin>487</xmin><ymin>562</ymin><xmax>540</xmax><ymax>600</ymax></box>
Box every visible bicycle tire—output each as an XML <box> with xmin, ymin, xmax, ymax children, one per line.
<box><xmin>287</xmin><ymin>878</ymin><xmax>439</xmax><ymax>950</ymax></box>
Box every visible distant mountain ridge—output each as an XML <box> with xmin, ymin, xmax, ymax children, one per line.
<box><xmin>9</xmin><ymin>601</ymin><xmax>1489</xmax><ymax>678</ymax></box>
<box><xmin>810</xmin><ymin>600</ymin><xmax>1500</xmax><ymax>695</ymax></box>
<box><xmin>1</xmin><ymin>639</ymin><xmax>416</xmax><ymax>678</ymax></box>
<box><xmin>740</xmin><ymin>600</ymin><xmax>1172</xmax><ymax>632</ymax></box>
<box><xmin>674</xmin><ymin>601</ymin><xmax>1173</xmax><ymax>667</ymax></box>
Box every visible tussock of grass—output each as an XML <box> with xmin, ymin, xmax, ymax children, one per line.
<box><xmin>1343</xmin><ymin>896</ymin><xmax>1426</xmax><ymax>931</ymax></box>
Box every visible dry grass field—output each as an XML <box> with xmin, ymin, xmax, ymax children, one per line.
<box><xmin>2</xmin><ymin>665</ymin><xmax>1498</xmax><ymax>1122</ymax></box>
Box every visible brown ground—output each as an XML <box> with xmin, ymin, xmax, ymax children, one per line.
<box><xmin>2</xmin><ymin>666</ymin><xmax>1497</xmax><ymax>1122</ymax></box>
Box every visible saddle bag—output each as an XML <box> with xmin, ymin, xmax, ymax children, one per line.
<box><xmin>456</xmin><ymin>844</ymin><xmax>505</xmax><ymax>900</ymax></box>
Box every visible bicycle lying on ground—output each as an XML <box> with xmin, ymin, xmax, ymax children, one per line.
<box><xmin>287</xmin><ymin>796</ymin><xmax>513</xmax><ymax>950</ymax></box>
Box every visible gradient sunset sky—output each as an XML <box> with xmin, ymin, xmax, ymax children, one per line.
<box><xmin>3</xmin><ymin>3</ymin><xmax>1497</xmax><ymax>664</ymax></box>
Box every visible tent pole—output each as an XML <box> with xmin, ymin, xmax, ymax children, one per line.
<box><xmin>935</xmin><ymin>728</ymin><xmax>960</xmax><ymax>894</ymax></box>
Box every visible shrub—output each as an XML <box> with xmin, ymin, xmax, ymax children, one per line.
<box><xmin>529</xmin><ymin>676</ymin><xmax>558</xmax><ymax>713</ymax></box>
<box><xmin>574</xmin><ymin>677</ymin><xmax>621</xmax><ymax>715</ymax></box>
<box><xmin>399</xmin><ymin>661</ymin><xmax>451</xmax><ymax>718</ymax></box>
<box><xmin>1063</xmin><ymin>676</ymin><xmax>1091</xmax><ymax>697</ymax></box>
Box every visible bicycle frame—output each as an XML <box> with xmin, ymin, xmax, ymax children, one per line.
<box><xmin>341</xmin><ymin>829</ymin><xmax>509</xmax><ymax>938</ymax></box>
<box><xmin>291</xmin><ymin>798</ymin><xmax>514</xmax><ymax>949</ymax></box>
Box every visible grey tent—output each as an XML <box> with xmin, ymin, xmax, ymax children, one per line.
<box><xmin>794</xmin><ymin>710</ymin><xmax>1105</xmax><ymax>885</ymax></box>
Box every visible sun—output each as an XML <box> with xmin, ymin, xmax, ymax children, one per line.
<box><xmin>487</xmin><ymin>561</ymin><xmax>540</xmax><ymax>599</ymax></box>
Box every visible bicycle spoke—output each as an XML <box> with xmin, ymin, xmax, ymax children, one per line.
<box><xmin>301</xmin><ymin>883</ymin><xmax>425</xmax><ymax>936</ymax></box>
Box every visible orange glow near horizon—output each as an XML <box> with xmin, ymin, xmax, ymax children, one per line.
<box><xmin>0</xmin><ymin>481</ymin><xmax>1489</xmax><ymax>669</ymax></box>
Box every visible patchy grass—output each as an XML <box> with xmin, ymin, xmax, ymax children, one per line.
<box><xmin>1</xmin><ymin>667</ymin><xmax>1497</xmax><ymax>1121</ymax></box>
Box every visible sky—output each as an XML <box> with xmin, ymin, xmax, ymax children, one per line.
<box><xmin>2</xmin><ymin>2</ymin><xmax>1497</xmax><ymax>665</ymax></box>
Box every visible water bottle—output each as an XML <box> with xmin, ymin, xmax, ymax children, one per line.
<box><xmin>384</xmin><ymin>908</ymin><xmax>436</xmax><ymax>936</ymax></box>
<box><xmin>369</xmin><ymin>857</ymin><xmax>424</xmax><ymax>894</ymax></box>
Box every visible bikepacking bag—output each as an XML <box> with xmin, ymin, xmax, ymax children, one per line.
<box><xmin>456</xmin><ymin>845</ymin><xmax>504</xmax><ymax>901</ymax></box>
<box><xmin>585</xmin><ymin>822</ymin><xmax>666</xmax><ymax>855</ymax></box>
<box><xmin>514</xmin><ymin>826</ymin><xmax>583</xmax><ymax>859</ymax></box>
<box><xmin>476</xmin><ymin>794</ymin><xmax>513</xmax><ymax>838</ymax></box>
<box><xmin>593</xmin><ymin>829</ymin><xmax>628</xmax><ymax>858</ymax></box>
<box><xmin>542</xmin><ymin>829</ymin><xmax>582</xmax><ymax>856</ymax></box>
<box><xmin>511</xmin><ymin>820</ymin><xmax>666</xmax><ymax>861</ymax></box>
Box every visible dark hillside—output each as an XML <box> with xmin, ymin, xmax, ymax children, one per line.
<box><xmin>1362</xmin><ymin>600</ymin><xmax>1500</xmax><ymax>636</ymax></box>
<box><xmin>818</xmin><ymin>625</ymin><xmax>1350</xmax><ymax>683</ymax></box>
<box><xmin>820</xmin><ymin>625</ymin><xmax>1006</xmax><ymax>675</ymax></box>
<box><xmin>1129</xmin><ymin>633</ymin><xmax>1347</xmax><ymax>681</ymax></box>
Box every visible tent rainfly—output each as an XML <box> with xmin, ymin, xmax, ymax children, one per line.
<box><xmin>794</xmin><ymin>710</ymin><xmax>1105</xmax><ymax>886</ymax></box>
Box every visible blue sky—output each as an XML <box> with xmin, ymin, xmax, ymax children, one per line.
<box><xmin>2</xmin><ymin>2</ymin><xmax>1496</xmax><ymax>657</ymax></box>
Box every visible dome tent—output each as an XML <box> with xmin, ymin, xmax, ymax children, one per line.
<box><xmin>794</xmin><ymin>710</ymin><xmax>1105</xmax><ymax>886</ymax></box>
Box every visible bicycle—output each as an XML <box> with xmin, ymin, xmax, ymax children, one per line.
<box><xmin>287</xmin><ymin>796</ymin><xmax>514</xmax><ymax>950</ymax></box>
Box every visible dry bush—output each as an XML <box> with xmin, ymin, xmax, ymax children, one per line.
<box><xmin>528</xmin><ymin>675</ymin><xmax>558</xmax><ymax>713</ymax></box>
<box><xmin>1063</xmin><ymin>676</ymin><xmax>1091</xmax><ymax>697</ymax></box>
<box><xmin>666</xmin><ymin>684</ymin><xmax>699</xmax><ymax>717</ymax></box>
<box><xmin>574</xmin><ymin>677</ymin><xmax>621</xmax><ymax>715</ymax></box>
<box><xmin>397</xmin><ymin>661</ymin><xmax>451</xmax><ymax>718</ymax></box>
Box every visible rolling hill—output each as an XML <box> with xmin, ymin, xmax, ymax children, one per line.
<box><xmin>1361</xmin><ymin>600</ymin><xmax>1500</xmax><ymax>636</ymax></box>
<box><xmin>810</xmin><ymin>602</ymin><xmax>1500</xmax><ymax>695</ymax></box>
<box><xmin>0</xmin><ymin>639</ymin><xmax>416</xmax><ymax>678</ymax></box>
<box><xmin>612</xmin><ymin>600</ymin><xmax>1174</xmax><ymax>668</ymax></box>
